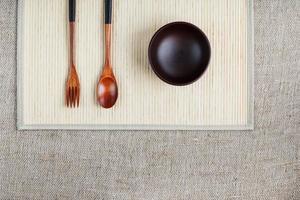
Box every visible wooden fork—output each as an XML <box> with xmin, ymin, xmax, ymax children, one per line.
<box><xmin>66</xmin><ymin>0</ymin><xmax>80</xmax><ymax>108</ymax></box>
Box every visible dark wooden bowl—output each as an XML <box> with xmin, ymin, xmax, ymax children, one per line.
<box><xmin>148</xmin><ymin>22</ymin><xmax>211</xmax><ymax>86</ymax></box>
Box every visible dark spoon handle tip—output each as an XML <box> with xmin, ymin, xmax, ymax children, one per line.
<box><xmin>69</xmin><ymin>0</ymin><xmax>76</xmax><ymax>22</ymax></box>
<box><xmin>105</xmin><ymin>0</ymin><xmax>112</xmax><ymax>24</ymax></box>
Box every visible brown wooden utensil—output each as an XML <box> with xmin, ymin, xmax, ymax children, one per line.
<box><xmin>148</xmin><ymin>22</ymin><xmax>211</xmax><ymax>86</ymax></box>
<box><xmin>96</xmin><ymin>0</ymin><xmax>118</xmax><ymax>109</ymax></box>
<box><xmin>66</xmin><ymin>0</ymin><xmax>80</xmax><ymax>107</ymax></box>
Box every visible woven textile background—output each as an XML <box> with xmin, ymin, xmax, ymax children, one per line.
<box><xmin>0</xmin><ymin>0</ymin><xmax>299</xmax><ymax>199</ymax></box>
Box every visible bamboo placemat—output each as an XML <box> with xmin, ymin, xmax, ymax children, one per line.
<box><xmin>17</xmin><ymin>0</ymin><xmax>254</xmax><ymax>130</ymax></box>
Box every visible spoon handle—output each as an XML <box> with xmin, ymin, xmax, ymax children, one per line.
<box><xmin>69</xmin><ymin>0</ymin><xmax>76</xmax><ymax>22</ymax></box>
<box><xmin>105</xmin><ymin>0</ymin><xmax>112</xmax><ymax>24</ymax></box>
<box><xmin>104</xmin><ymin>0</ymin><xmax>112</xmax><ymax>66</ymax></box>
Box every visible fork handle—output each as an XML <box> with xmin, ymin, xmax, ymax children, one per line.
<box><xmin>69</xmin><ymin>0</ymin><xmax>76</xmax><ymax>22</ymax></box>
<box><xmin>69</xmin><ymin>0</ymin><xmax>76</xmax><ymax>66</ymax></box>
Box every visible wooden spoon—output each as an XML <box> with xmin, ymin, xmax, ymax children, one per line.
<box><xmin>97</xmin><ymin>0</ymin><xmax>118</xmax><ymax>109</ymax></box>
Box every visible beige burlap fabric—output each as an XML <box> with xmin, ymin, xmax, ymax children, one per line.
<box><xmin>0</xmin><ymin>0</ymin><xmax>299</xmax><ymax>199</ymax></box>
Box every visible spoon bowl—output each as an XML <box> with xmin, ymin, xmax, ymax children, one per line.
<box><xmin>97</xmin><ymin>75</ymin><xmax>118</xmax><ymax>109</ymax></box>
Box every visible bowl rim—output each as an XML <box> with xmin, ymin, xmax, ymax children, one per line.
<box><xmin>148</xmin><ymin>21</ymin><xmax>211</xmax><ymax>86</ymax></box>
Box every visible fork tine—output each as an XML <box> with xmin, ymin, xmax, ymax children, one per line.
<box><xmin>73</xmin><ymin>87</ymin><xmax>76</xmax><ymax>108</ymax></box>
<box><xmin>66</xmin><ymin>87</ymin><xmax>70</xmax><ymax>107</ymax></box>
<box><xmin>69</xmin><ymin>87</ymin><xmax>72</xmax><ymax>108</ymax></box>
<box><xmin>76</xmin><ymin>88</ymin><xmax>80</xmax><ymax>107</ymax></box>
<box><xmin>74</xmin><ymin>87</ymin><xmax>78</xmax><ymax>107</ymax></box>
<box><xmin>70</xmin><ymin>87</ymin><xmax>73</xmax><ymax>108</ymax></box>
<box><xmin>65</xmin><ymin>88</ymin><xmax>68</xmax><ymax>107</ymax></box>
<box><xmin>67</xmin><ymin>87</ymin><xmax>69</xmax><ymax>107</ymax></box>
<box><xmin>71</xmin><ymin>87</ymin><xmax>74</xmax><ymax>108</ymax></box>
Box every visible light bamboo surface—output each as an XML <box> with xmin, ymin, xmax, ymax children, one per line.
<box><xmin>19</xmin><ymin>0</ymin><xmax>252</xmax><ymax>129</ymax></box>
